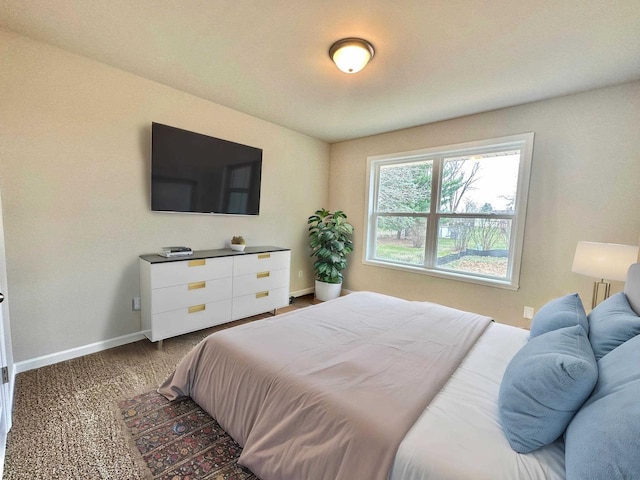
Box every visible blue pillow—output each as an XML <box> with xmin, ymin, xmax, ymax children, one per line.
<box><xmin>565</xmin><ymin>333</ymin><xmax>640</xmax><ymax>479</ymax></box>
<box><xmin>498</xmin><ymin>325</ymin><xmax>597</xmax><ymax>453</ymax></box>
<box><xmin>588</xmin><ymin>292</ymin><xmax>640</xmax><ymax>360</ymax></box>
<box><xmin>529</xmin><ymin>293</ymin><xmax>588</xmax><ymax>339</ymax></box>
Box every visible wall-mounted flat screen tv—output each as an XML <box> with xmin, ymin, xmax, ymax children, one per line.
<box><xmin>151</xmin><ymin>122</ymin><xmax>262</xmax><ymax>215</ymax></box>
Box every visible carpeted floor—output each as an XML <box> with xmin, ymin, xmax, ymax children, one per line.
<box><xmin>4</xmin><ymin>296</ymin><xmax>313</xmax><ymax>479</ymax></box>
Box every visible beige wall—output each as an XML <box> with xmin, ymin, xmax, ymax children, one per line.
<box><xmin>330</xmin><ymin>81</ymin><xmax>640</xmax><ymax>327</ymax></box>
<box><xmin>0</xmin><ymin>29</ymin><xmax>329</xmax><ymax>362</ymax></box>
<box><xmin>2</xmin><ymin>27</ymin><xmax>639</xmax><ymax>363</ymax></box>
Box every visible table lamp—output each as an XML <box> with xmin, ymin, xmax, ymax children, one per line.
<box><xmin>572</xmin><ymin>241</ymin><xmax>639</xmax><ymax>308</ymax></box>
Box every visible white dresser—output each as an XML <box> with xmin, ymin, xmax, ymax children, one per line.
<box><xmin>139</xmin><ymin>247</ymin><xmax>290</xmax><ymax>345</ymax></box>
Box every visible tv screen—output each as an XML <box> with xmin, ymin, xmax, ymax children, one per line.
<box><xmin>151</xmin><ymin>122</ymin><xmax>262</xmax><ymax>215</ymax></box>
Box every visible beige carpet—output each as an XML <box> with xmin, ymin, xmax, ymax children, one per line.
<box><xmin>4</xmin><ymin>297</ymin><xmax>312</xmax><ymax>479</ymax></box>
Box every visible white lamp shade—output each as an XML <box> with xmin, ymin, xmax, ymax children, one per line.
<box><xmin>572</xmin><ymin>241</ymin><xmax>639</xmax><ymax>281</ymax></box>
<box><xmin>329</xmin><ymin>38</ymin><xmax>375</xmax><ymax>74</ymax></box>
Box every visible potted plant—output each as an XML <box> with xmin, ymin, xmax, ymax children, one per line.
<box><xmin>307</xmin><ymin>208</ymin><xmax>354</xmax><ymax>301</ymax></box>
<box><xmin>230</xmin><ymin>235</ymin><xmax>246</xmax><ymax>252</ymax></box>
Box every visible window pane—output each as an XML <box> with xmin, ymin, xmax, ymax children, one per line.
<box><xmin>436</xmin><ymin>218</ymin><xmax>512</xmax><ymax>278</ymax></box>
<box><xmin>374</xmin><ymin>216</ymin><xmax>426</xmax><ymax>265</ymax></box>
<box><xmin>439</xmin><ymin>151</ymin><xmax>520</xmax><ymax>214</ymax></box>
<box><xmin>378</xmin><ymin>161</ymin><xmax>432</xmax><ymax>213</ymax></box>
<box><xmin>366</xmin><ymin>133</ymin><xmax>533</xmax><ymax>289</ymax></box>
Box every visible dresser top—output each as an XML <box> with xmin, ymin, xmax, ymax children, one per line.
<box><xmin>139</xmin><ymin>246</ymin><xmax>290</xmax><ymax>264</ymax></box>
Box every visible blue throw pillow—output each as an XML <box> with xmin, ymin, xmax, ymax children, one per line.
<box><xmin>588</xmin><ymin>292</ymin><xmax>640</xmax><ymax>360</ymax></box>
<box><xmin>565</xmin><ymin>333</ymin><xmax>640</xmax><ymax>479</ymax></box>
<box><xmin>529</xmin><ymin>293</ymin><xmax>588</xmax><ymax>339</ymax></box>
<box><xmin>498</xmin><ymin>325</ymin><xmax>597</xmax><ymax>453</ymax></box>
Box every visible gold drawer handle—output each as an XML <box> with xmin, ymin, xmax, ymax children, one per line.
<box><xmin>256</xmin><ymin>271</ymin><xmax>270</xmax><ymax>279</ymax></box>
<box><xmin>188</xmin><ymin>304</ymin><xmax>206</xmax><ymax>314</ymax></box>
<box><xmin>188</xmin><ymin>259</ymin><xmax>206</xmax><ymax>267</ymax></box>
<box><xmin>257</xmin><ymin>253</ymin><xmax>271</xmax><ymax>260</ymax></box>
<box><xmin>188</xmin><ymin>281</ymin><xmax>206</xmax><ymax>290</ymax></box>
<box><xmin>256</xmin><ymin>291</ymin><xmax>269</xmax><ymax>299</ymax></box>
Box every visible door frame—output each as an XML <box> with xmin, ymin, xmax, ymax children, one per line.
<box><xmin>0</xmin><ymin>189</ymin><xmax>15</xmax><ymax>477</ymax></box>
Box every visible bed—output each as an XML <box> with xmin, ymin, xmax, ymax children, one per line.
<box><xmin>159</xmin><ymin>264</ymin><xmax>640</xmax><ymax>480</ymax></box>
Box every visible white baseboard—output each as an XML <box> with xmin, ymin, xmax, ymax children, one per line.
<box><xmin>14</xmin><ymin>332</ymin><xmax>146</xmax><ymax>374</ymax></box>
<box><xmin>290</xmin><ymin>287</ymin><xmax>354</xmax><ymax>298</ymax></box>
<box><xmin>290</xmin><ymin>287</ymin><xmax>315</xmax><ymax>297</ymax></box>
<box><xmin>14</xmin><ymin>289</ymin><xmax>331</xmax><ymax>374</ymax></box>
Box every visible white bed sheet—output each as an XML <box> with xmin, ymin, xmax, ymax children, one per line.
<box><xmin>390</xmin><ymin>322</ymin><xmax>566</xmax><ymax>480</ymax></box>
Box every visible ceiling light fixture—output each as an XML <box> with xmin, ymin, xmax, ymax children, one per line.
<box><xmin>329</xmin><ymin>38</ymin><xmax>375</xmax><ymax>74</ymax></box>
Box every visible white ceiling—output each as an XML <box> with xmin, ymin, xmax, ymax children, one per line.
<box><xmin>2</xmin><ymin>1</ymin><xmax>639</xmax><ymax>143</ymax></box>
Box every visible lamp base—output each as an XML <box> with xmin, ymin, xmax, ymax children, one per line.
<box><xmin>592</xmin><ymin>279</ymin><xmax>611</xmax><ymax>309</ymax></box>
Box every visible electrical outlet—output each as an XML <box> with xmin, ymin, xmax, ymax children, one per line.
<box><xmin>132</xmin><ymin>297</ymin><xmax>141</xmax><ymax>311</ymax></box>
<box><xmin>523</xmin><ymin>306</ymin><xmax>534</xmax><ymax>319</ymax></box>
<box><xmin>298</xmin><ymin>270</ymin><xmax>303</xmax><ymax>278</ymax></box>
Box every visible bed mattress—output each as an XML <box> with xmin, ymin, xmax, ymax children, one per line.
<box><xmin>160</xmin><ymin>291</ymin><xmax>565</xmax><ymax>480</ymax></box>
<box><xmin>391</xmin><ymin>321</ymin><xmax>565</xmax><ymax>480</ymax></box>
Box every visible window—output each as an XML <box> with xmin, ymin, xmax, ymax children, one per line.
<box><xmin>364</xmin><ymin>133</ymin><xmax>533</xmax><ymax>289</ymax></box>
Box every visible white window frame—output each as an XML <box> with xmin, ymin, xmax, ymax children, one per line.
<box><xmin>363</xmin><ymin>133</ymin><xmax>534</xmax><ymax>290</ymax></box>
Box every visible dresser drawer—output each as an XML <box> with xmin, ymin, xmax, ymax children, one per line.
<box><xmin>152</xmin><ymin>278</ymin><xmax>232</xmax><ymax>314</ymax></box>
<box><xmin>231</xmin><ymin>286</ymin><xmax>289</xmax><ymax>320</ymax></box>
<box><xmin>151</xmin><ymin>257</ymin><xmax>233</xmax><ymax>289</ymax></box>
<box><xmin>233</xmin><ymin>251</ymin><xmax>290</xmax><ymax>276</ymax></box>
<box><xmin>232</xmin><ymin>268</ymin><xmax>289</xmax><ymax>298</ymax></box>
<box><xmin>150</xmin><ymin>298</ymin><xmax>232</xmax><ymax>341</ymax></box>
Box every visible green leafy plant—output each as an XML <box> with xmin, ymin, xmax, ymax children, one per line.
<box><xmin>307</xmin><ymin>209</ymin><xmax>354</xmax><ymax>284</ymax></box>
<box><xmin>231</xmin><ymin>236</ymin><xmax>245</xmax><ymax>245</ymax></box>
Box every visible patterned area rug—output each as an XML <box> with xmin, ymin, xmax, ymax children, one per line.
<box><xmin>118</xmin><ymin>390</ymin><xmax>259</xmax><ymax>480</ymax></box>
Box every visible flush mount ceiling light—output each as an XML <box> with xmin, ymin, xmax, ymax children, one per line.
<box><xmin>329</xmin><ymin>38</ymin><xmax>375</xmax><ymax>74</ymax></box>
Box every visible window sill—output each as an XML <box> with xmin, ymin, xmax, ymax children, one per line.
<box><xmin>363</xmin><ymin>258</ymin><xmax>520</xmax><ymax>290</ymax></box>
